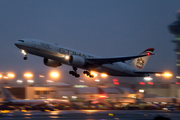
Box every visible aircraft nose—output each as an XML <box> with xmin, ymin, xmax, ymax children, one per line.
<box><xmin>14</xmin><ymin>41</ymin><xmax>19</xmax><ymax>47</ymax></box>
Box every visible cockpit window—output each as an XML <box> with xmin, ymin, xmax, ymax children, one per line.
<box><xmin>18</xmin><ymin>40</ymin><xmax>24</xmax><ymax>42</ymax></box>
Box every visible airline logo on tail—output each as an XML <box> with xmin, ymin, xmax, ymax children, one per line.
<box><xmin>136</xmin><ymin>58</ymin><xmax>144</xmax><ymax>69</ymax></box>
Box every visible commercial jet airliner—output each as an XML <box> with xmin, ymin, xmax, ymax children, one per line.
<box><xmin>0</xmin><ymin>87</ymin><xmax>70</xmax><ymax>107</ymax></box>
<box><xmin>14</xmin><ymin>38</ymin><xmax>161</xmax><ymax>78</ymax></box>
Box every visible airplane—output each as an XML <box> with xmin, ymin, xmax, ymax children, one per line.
<box><xmin>0</xmin><ymin>87</ymin><xmax>70</xmax><ymax>109</ymax></box>
<box><xmin>14</xmin><ymin>38</ymin><xmax>162</xmax><ymax>78</ymax></box>
<box><xmin>0</xmin><ymin>87</ymin><xmax>48</xmax><ymax>106</ymax></box>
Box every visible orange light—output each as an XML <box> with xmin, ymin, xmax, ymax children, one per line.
<box><xmin>163</xmin><ymin>72</ymin><xmax>173</xmax><ymax>77</ymax></box>
<box><xmin>8</xmin><ymin>73</ymin><xmax>15</xmax><ymax>78</ymax></box>
<box><xmin>155</xmin><ymin>73</ymin><xmax>162</xmax><ymax>76</ymax></box>
<box><xmin>3</xmin><ymin>76</ymin><xmax>8</xmax><ymax>79</ymax></box>
<box><xmin>90</xmin><ymin>71</ymin><xmax>97</xmax><ymax>77</ymax></box>
<box><xmin>99</xmin><ymin>94</ymin><xmax>107</xmax><ymax>99</ymax></box>
<box><xmin>0</xmin><ymin>74</ymin><xmax>2</xmax><ymax>78</ymax></box>
<box><xmin>24</xmin><ymin>73</ymin><xmax>33</xmax><ymax>78</ymax></box>
<box><xmin>50</xmin><ymin>71</ymin><xmax>59</xmax><ymax>78</ymax></box>
<box><xmin>101</xmin><ymin>73</ymin><xmax>107</xmax><ymax>77</ymax></box>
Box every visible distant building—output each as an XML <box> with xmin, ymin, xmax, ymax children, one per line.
<box><xmin>168</xmin><ymin>11</ymin><xmax>180</xmax><ymax>81</ymax></box>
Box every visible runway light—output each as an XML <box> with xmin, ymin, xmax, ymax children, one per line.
<box><xmin>175</xmin><ymin>82</ymin><xmax>180</xmax><ymax>85</ymax></box>
<box><xmin>148</xmin><ymin>82</ymin><xmax>154</xmax><ymax>85</ymax></box>
<box><xmin>3</xmin><ymin>76</ymin><xmax>8</xmax><ymax>79</ymax></box>
<box><xmin>46</xmin><ymin>80</ymin><xmax>54</xmax><ymax>83</ymax></box>
<box><xmin>139</xmin><ymin>82</ymin><xmax>145</xmax><ymax>85</ymax></box>
<box><xmin>17</xmin><ymin>80</ymin><xmax>23</xmax><ymax>83</ymax></box>
<box><xmin>113</xmin><ymin>82</ymin><xmax>119</xmax><ymax>85</ymax></box>
<box><xmin>113</xmin><ymin>79</ymin><xmax>118</xmax><ymax>82</ymax></box>
<box><xmin>139</xmin><ymin>89</ymin><xmax>144</xmax><ymax>93</ymax></box>
<box><xmin>39</xmin><ymin>75</ymin><xmax>44</xmax><ymax>78</ymax></box>
<box><xmin>95</xmin><ymin>79</ymin><xmax>100</xmax><ymax>82</ymax></box>
<box><xmin>62</xmin><ymin>96</ymin><xmax>68</xmax><ymax>98</ymax></box>
<box><xmin>99</xmin><ymin>94</ymin><xmax>107</xmax><ymax>99</ymax></box>
<box><xmin>72</xmin><ymin>96</ymin><xmax>77</xmax><ymax>99</ymax></box>
<box><xmin>79</xmin><ymin>80</ymin><xmax>84</xmax><ymax>82</ymax></box>
<box><xmin>144</xmin><ymin>77</ymin><xmax>153</xmax><ymax>81</ymax></box>
<box><xmin>27</xmin><ymin>80</ymin><xmax>34</xmax><ymax>83</ymax></box>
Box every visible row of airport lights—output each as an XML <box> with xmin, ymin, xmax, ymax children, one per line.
<box><xmin>0</xmin><ymin>71</ymin><xmax>60</xmax><ymax>84</ymax></box>
<box><xmin>0</xmin><ymin>71</ymin><xmax>108</xmax><ymax>84</ymax></box>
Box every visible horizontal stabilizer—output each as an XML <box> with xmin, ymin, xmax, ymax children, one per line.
<box><xmin>134</xmin><ymin>71</ymin><xmax>163</xmax><ymax>74</ymax></box>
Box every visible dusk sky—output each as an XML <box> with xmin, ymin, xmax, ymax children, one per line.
<box><xmin>0</xmin><ymin>0</ymin><xmax>180</xmax><ymax>83</ymax></box>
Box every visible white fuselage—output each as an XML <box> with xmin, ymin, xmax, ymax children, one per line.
<box><xmin>15</xmin><ymin>39</ymin><xmax>142</xmax><ymax>77</ymax></box>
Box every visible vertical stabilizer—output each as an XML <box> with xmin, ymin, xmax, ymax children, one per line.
<box><xmin>128</xmin><ymin>48</ymin><xmax>154</xmax><ymax>70</ymax></box>
<box><xmin>2</xmin><ymin>87</ymin><xmax>16</xmax><ymax>101</ymax></box>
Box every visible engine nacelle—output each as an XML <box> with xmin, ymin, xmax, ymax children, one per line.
<box><xmin>69</xmin><ymin>55</ymin><xmax>86</xmax><ymax>68</ymax></box>
<box><xmin>43</xmin><ymin>58</ymin><xmax>62</xmax><ymax>67</ymax></box>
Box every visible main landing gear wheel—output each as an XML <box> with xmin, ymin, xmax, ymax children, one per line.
<box><xmin>83</xmin><ymin>71</ymin><xmax>94</xmax><ymax>78</ymax></box>
<box><xmin>69</xmin><ymin>67</ymin><xmax>80</xmax><ymax>78</ymax></box>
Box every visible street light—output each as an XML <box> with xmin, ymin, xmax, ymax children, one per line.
<box><xmin>24</xmin><ymin>72</ymin><xmax>33</xmax><ymax>78</ymax></box>
<box><xmin>50</xmin><ymin>71</ymin><xmax>59</xmax><ymax>79</ymax></box>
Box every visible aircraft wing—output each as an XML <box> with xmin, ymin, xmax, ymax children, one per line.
<box><xmin>85</xmin><ymin>54</ymin><xmax>154</xmax><ymax>64</ymax></box>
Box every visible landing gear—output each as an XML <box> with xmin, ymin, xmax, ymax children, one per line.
<box><xmin>69</xmin><ymin>67</ymin><xmax>80</xmax><ymax>78</ymax></box>
<box><xmin>83</xmin><ymin>71</ymin><xmax>94</xmax><ymax>78</ymax></box>
<box><xmin>22</xmin><ymin>50</ymin><xmax>28</xmax><ymax>60</ymax></box>
<box><xmin>23</xmin><ymin>56</ymin><xmax>27</xmax><ymax>60</ymax></box>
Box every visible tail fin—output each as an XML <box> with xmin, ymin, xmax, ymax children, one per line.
<box><xmin>128</xmin><ymin>48</ymin><xmax>154</xmax><ymax>70</ymax></box>
<box><xmin>2</xmin><ymin>87</ymin><xmax>16</xmax><ymax>101</ymax></box>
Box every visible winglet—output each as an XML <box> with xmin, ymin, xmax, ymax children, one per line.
<box><xmin>140</xmin><ymin>48</ymin><xmax>154</xmax><ymax>55</ymax></box>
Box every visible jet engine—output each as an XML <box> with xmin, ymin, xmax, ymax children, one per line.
<box><xmin>69</xmin><ymin>55</ymin><xmax>86</xmax><ymax>68</ymax></box>
<box><xmin>43</xmin><ymin>58</ymin><xmax>62</xmax><ymax>67</ymax></box>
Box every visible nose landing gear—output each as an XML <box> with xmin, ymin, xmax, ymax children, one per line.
<box><xmin>22</xmin><ymin>50</ymin><xmax>28</xmax><ymax>60</ymax></box>
<box><xmin>23</xmin><ymin>56</ymin><xmax>28</xmax><ymax>60</ymax></box>
<box><xmin>69</xmin><ymin>67</ymin><xmax>80</xmax><ymax>78</ymax></box>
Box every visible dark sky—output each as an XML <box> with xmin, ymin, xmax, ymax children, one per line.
<box><xmin>0</xmin><ymin>0</ymin><xmax>180</xmax><ymax>83</ymax></box>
